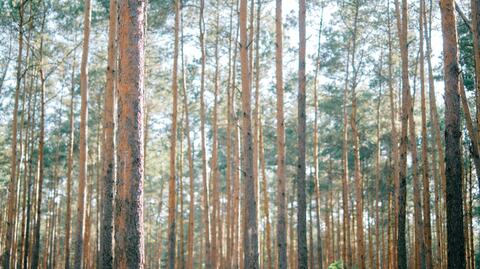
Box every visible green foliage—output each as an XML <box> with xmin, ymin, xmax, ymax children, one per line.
<box><xmin>328</xmin><ymin>260</ymin><xmax>344</xmax><ymax>269</ymax></box>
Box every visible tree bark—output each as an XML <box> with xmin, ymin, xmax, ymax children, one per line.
<box><xmin>100</xmin><ymin>0</ymin><xmax>117</xmax><ymax>267</ymax></box>
<box><xmin>420</xmin><ymin>2</ymin><xmax>433</xmax><ymax>268</ymax></box>
<box><xmin>198</xmin><ymin>0</ymin><xmax>211</xmax><ymax>266</ymax></box>
<box><xmin>73</xmin><ymin>0</ymin><xmax>91</xmax><ymax>267</ymax></box>
<box><xmin>275</xmin><ymin>0</ymin><xmax>287</xmax><ymax>268</ymax></box>
<box><xmin>31</xmin><ymin>10</ymin><xmax>47</xmax><ymax>269</ymax></box>
<box><xmin>114</xmin><ymin>0</ymin><xmax>145</xmax><ymax>267</ymax></box>
<box><xmin>240</xmin><ymin>0</ymin><xmax>259</xmax><ymax>266</ymax></box>
<box><xmin>394</xmin><ymin>0</ymin><xmax>409</xmax><ymax>268</ymax></box>
<box><xmin>297</xmin><ymin>0</ymin><xmax>308</xmax><ymax>267</ymax></box>
<box><xmin>167</xmin><ymin>1</ymin><xmax>179</xmax><ymax>268</ymax></box>
<box><xmin>439</xmin><ymin>2</ymin><xmax>466</xmax><ymax>268</ymax></box>
<box><xmin>3</xmin><ymin>2</ymin><xmax>24</xmax><ymax>267</ymax></box>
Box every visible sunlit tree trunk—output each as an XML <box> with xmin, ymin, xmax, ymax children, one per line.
<box><xmin>114</xmin><ymin>0</ymin><xmax>145</xmax><ymax>266</ymax></box>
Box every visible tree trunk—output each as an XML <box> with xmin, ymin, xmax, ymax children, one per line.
<box><xmin>419</xmin><ymin>1</ymin><xmax>433</xmax><ymax>268</ymax></box>
<box><xmin>100</xmin><ymin>0</ymin><xmax>117</xmax><ymax>267</ymax></box>
<box><xmin>211</xmin><ymin>2</ymin><xmax>221</xmax><ymax>266</ymax></box>
<box><xmin>424</xmin><ymin>1</ymin><xmax>447</xmax><ymax>266</ymax></box>
<box><xmin>394</xmin><ymin>0</ymin><xmax>409</xmax><ymax>268</ymax></box>
<box><xmin>73</xmin><ymin>0</ymin><xmax>91</xmax><ymax>267</ymax></box>
<box><xmin>30</xmin><ymin>11</ymin><xmax>47</xmax><ymax>269</ymax></box>
<box><xmin>167</xmin><ymin>1</ymin><xmax>179</xmax><ymax>268</ymax></box>
<box><xmin>275</xmin><ymin>0</ymin><xmax>287</xmax><ymax>268</ymax></box>
<box><xmin>297</xmin><ymin>0</ymin><xmax>308</xmax><ymax>267</ymax></box>
<box><xmin>198</xmin><ymin>0</ymin><xmax>211</xmax><ymax>266</ymax></box>
<box><xmin>240</xmin><ymin>0</ymin><xmax>259</xmax><ymax>266</ymax></box>
<box><xmin>312</xmin><ymin>8</ymin><xmax>325</xmax><ymax>269</ymax></box>
<box><xmin>64</xmin><ymin>46</ymin><xmax>76</xmax><ymax>269</ymax></box>
<box><xmin>439</xmin><ymin>1</ymin><xmax>466</xmax><ymax>268</ymax></box>
<box><xmin>409</xmin><ymin>75</ymin><xmax>426</xmax><ymax>269</ymax></box>
<box><xmin>114</xmin><ymin>0</ymin><xmax>145</xmax><ymax>267</ymax></box>
<box><xmin>3</xmin><ymin>2</ymin><xmax>24</xmax><ymax>267</ymax></box>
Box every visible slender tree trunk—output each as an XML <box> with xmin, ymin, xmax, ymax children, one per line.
<box><xmin>100</xmin><ymin>0</ymin><xmax>117</xmax><ymax>267</ymax></box>
<box><xmin>259</xmin><ymin>117</ymin><xmax>272</xmax><ymax>269</ymax></box>
<box><xmin>423</xmin><ymin>1</ymin><xmax>447</xmax><ymax>267</ymax></box>
<box><xmin>240</xmin><ymin>0</ymin><xmax>259</xmax><ymax>266</ymax></box>
<box><xmin>211</xmin><ymin>2</ymin><xmax>221</xmax><ymax>266</ymax></box>
<box><xmin>394</xmin><ymin>0</ymin><xmax>409</xmax><ymax>268</ymax></box>
<box><xmin>312</xmin><ymin>8</ymin><xmax>325</xmax><ymax>269</ymax></box>
<box><xmin>167</xmin><ymin>1</ymin><xmax>179</xmax><ymax>268</ymax></box>
<box><xmin>73</xmin><ymin>0</ymin><xmax>91</xmax><ymax>267</ymax></box>
<box><xmin>114</xmin><ymin>0</ymin><xmax>145</xmax><ymax>267</ymax></box>
<box><xmin>409</xmin><ymin>74</ymin><xmax>426</xmax><ymax>269</ymax></box>
<box><xmin>4</xmin><ymin>2</ymin><xmax>24</xmax><ymax>267</ymax></box>
<box><xmin>275</xmin><ymin>0</ymin><xmax>287</xmax><ymax>267</ymax></box>
<box><xmin>342</xmin><ymin>42</ymin><xmax>352</xmax><ymax>269</ymax></box>
<box><xmin>181</xmin><ymin>16</ymin><xmax>195</xmax><ymax>269</ymax></box>
<box><xmin>64</xmin><ymin>47</ymin><xmax>76</xmax><ymax>269</ymax></box>
<box><xmin>198</xmin><ymin>0</ymin><xmax>211</xmax><ymax>266</ymax></box>
<box><xmin>297</xmin><ymin>0</ymin><xmax>308</xmax><ymax>267</ymax></box>
<box><xmin>439</xmin><ymin>1</ymin><xmax>466</xmax><ymax>268</ymax></box>
<box><xmin>30</xmin><ymin>10</ymin><xmax>46</xmax><ymax>269</ymax></box>
<box><xmin>375</xmin><ymin>80</ymin><xmax>382</xmax><ymax>269</ymax></box>
<box><xmin>419</xmin><ymin>2</ymin><xmax>433</xmax><ymax>268</ymax></box>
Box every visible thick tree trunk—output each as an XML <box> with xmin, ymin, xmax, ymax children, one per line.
<box><xmin>114</xmin><ymin>0</ymin><xmax>145</xmax><ymax>267</ymax></box>
<box><xmin>100</xmin><ymin>0</ymin><xmax>117</xmax><ymax>267</ymax></box>
<box><xmin>439</xmin><ymin>1</ymin><xmax>466</xmax><ymax>268</ymax></box>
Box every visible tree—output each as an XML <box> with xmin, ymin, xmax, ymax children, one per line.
<box><xmin>114</xmin><ymin>0</ymin><xmax>146</xmax><ymax>266</ymax></box>
<box><xmin>73</xmin><ymin>0</ymin><xmax>91</xmax><ymax>267</ymax></box>
<box><xmin>297</xmin><ymin>0</ymin><xmax>308</xmax><ymax>267</ymax></box>
<box><xmin>240</xmin><ymin>0</ymin><xmax>259</xmax><ymax>266</ymax></box>
<box><xmin>100</xmin><ymin>0</ymin><xmax>117</xmax><ymax>267</ymax></box>
<box><xmin>167</xmin><ymin>1</ymin><xmax>179</xmax><ymax>268</ymax></box>
<box><xmin>394</xmin><ymin>0</ymin><xmax>409</xmax><ymax>268</ymax></box>
<box><xmin>3</xmin><ymin>1</ymin><xmax>24</xmax><ymax>267</ymax></box>
<box><xmin>439</xmin><ymin>1</ymin><xmax>466</xmax><ymax>268</ymax></box>
<box><xmin>275</xmin><ymin>0</ymin><xmax>287</xmax><ymax>268</ymax></box>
